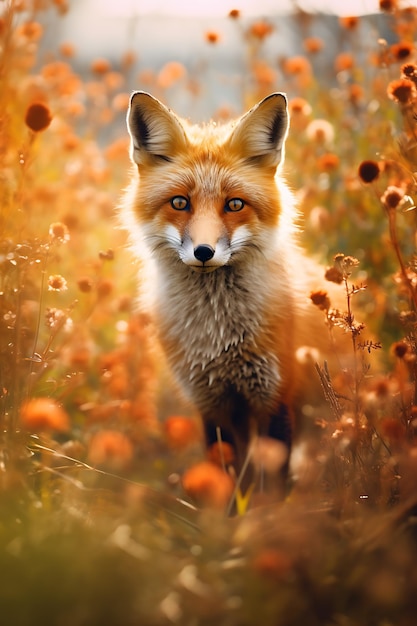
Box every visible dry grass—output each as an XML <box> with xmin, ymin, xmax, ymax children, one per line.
<box><xmin>1</xmin><ymin>1</ymin><xmax>417</xmax><ymax>624</ymax></box>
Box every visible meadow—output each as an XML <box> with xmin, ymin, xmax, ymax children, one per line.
<box><xmin>1</xmin><ymin>1</ymin><xmax>417</xmax><ymax>624</ymax></box>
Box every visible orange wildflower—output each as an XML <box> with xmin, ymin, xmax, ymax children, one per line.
<box><xmin>303</xmin><ymin>36</ymin><xmax>324</xmax><ymax>54</ymax></box>
<box><xmin>252</xmin><ymin>60</ymin><xmax>276</xmax><ymax>88</ymax></box>
<box><xmin>248</xmin><ymin>20</ymin><xmax>273</xmax><ymax>39</ymax></box>
<box><xmin>387</xmin><ymin>78</ymin><xmax>416</xmax><ymax>103</ymax></box>
<box><xmin>182</xmin><ymin>461</ymin><xmax>234</xmax><ymax>509</ymax></box>
<box><xmin>164</xmin><ymin>416</ymin><xmax>200</xmax><ymax>449</ymax></box>
<box><xmin>289</xmin><ymin>97</ymin><xmax>312</xmax><ymax>117</ymax></box>
<box><xmin>339</xmin><ymin>16</ymin><xmax>360</xmax><ymax>29</ymax></box>
<box><xmin>77</xmin><ymin>277</ymin><xmax>93</xmax><ymax>293</ymax></box>
<box><xmin>48</xmin><ymin>274</ymin><xmax>68</xmax><ymax>292</ymax></box>
<box><xmin>96</xmin><ymin>279</ymin><xmax>113</xmax><ymax>299</ymax></box>
<box><xmin>25</xmin><ymin>102</ymin><xmax>52</xmax><ymax>132</ymax></box>
<box><xmin>207</xmin><ymin>441</ymin><xmax>235</xmax><ymax>466</ymax></box>
<box><xmin>335</xmin><ymin>52</ymin><xmax>355</xmax><ymax>72</ymax></box>
<box><xmin>205</xmin><ymin>31</ymin><xmax>220</xmax><ymax>44</ymax></box>
<box><xmin>103</xmin><ymin>72</ymin><xmax>123</xmax><ymax>92</ymax></box>
<box><xmin>41</xmin><ymin>61</ymin><xmax>71</xmax><ymax>81</ymax></box>
<box><xmin>59</xmin><ymin>42</ymin><xmax>76</xmax><ymax>58</ymax></box>
<box><xmin>88</xmin><ymin>430</ymin><xmax>134</xmax><ymax>470</ymax></box>
<box><xmin>20</xmin><ymin>398</ymin><xmax>70</xmax><ymax>432</ymax></box>
<box><xmin>157</xmin><ymin>61</ymin><xmax>187</xmax><ymax>89</ymax></box>
<box><xmin>317</xmin><ymin>152</ymin><xmax>340</xmax><ymax>171</ymax></box>
<box><xmin>91</xmin><ymin>57</ymin><xmax>111</xmax><ymax>75</ymax></box>
<box><xmin>104</xmin><ymin>137</ymin><xmax>130</xmax><ymax>160</ymax></box>
<box><xmin>379</xmin><ymin>0</ymin><xmax>397</xmax><ymax>11</ymax></box>
<box><xmin>391</xmin><ymin>41</ymin><xmax>414</xmax><ymax>63</ymax></box>
<box><xmin>228</xmin><ymin>9</ymin><xmax>240</xmax><ymax>18</ymax></box>
<box><xmin>16</xmin><ymin>21</ymin><xmax>43</xmax><ymax>41</ymax></box>
<box><xmin>348</xmin><ymin>83</ymin><xmax>364</xmax><ymax>104</ymax></box>
<box><xmin>49</xmin><ymin>222</ymin><xmax>70</xmax><ymax>243</ymax></box>
<box><xmin>112</xmin><ymin>92</ymin><xmax>130</xmax><ymax>112</ymax></box>
<box><xmin>283</xmin><ymin>55</ymin><xmax>312</xmax><ymax>75</ymax></box>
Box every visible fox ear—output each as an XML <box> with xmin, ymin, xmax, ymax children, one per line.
<box><xmin>228</xmin><ymin>93</ymin><xmax>289</xmax><ymax>168</ymax></box>
<box><xmin>127</xmin><ymin>91</ymin><xmax>187</xmax><ymax>165</ymax></box>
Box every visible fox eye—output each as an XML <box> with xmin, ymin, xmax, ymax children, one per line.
<box><xmin>226</xmin><ymin>198</ymin><xmax>244</xmax><ymax>212</ymax></box>
<box><xmin>170</xmin><ymin>196</ymin><xmax>189</xmax><ymax>211</ymax></box>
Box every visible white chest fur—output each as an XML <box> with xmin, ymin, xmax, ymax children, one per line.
<box><xmin>155</xmin><ymin>261</ymin><xmax>283</xmax><ymax>414</ymax></box>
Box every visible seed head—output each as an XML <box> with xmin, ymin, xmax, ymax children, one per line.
<box><xmin>310</xmin><ymin>290</ymin><xmax>331</xmax><ymax>311</ymax></box>
<box><xmin>381</xmin><ymin>186</ymin><xmax>405</xmax><ymax>210</ymax></box>
<box><xmin>387</xmin><ymin>78</ymin><xmax>416</xmax><ymax>103</ymax></box>
<box><xmin>25</xmin><ymin>102</ymin><xmax>52</xmax><ymax>132</ymax></box>
<box><xmin>358</xmin><ymin>160</ymin><xmax>380</xmax><ymax>183</ymax></box>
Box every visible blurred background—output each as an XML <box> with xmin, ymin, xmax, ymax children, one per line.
<box><xmin>36</xmin><ymin>0</ymin><xmax>392</xmax><ymax>122</ymax></box>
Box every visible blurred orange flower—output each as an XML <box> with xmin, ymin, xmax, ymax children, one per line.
<box><xmin>77</xmin><ymin>277</ymin><xmax>93</xmax><ymax>293</ymax></box>
<box><xmin>387</xmin><ymin>78</ymin><xmax>416</xmax><ymax>103</ymax></box>
<box><xmin>59</xmin><ymin>42</ymin><xmax>76</xmax><ymax>58</ymax></box>
<box><xmin>205</xmin><ymin>31</ymin><xmax>220</xmax><ymax>44</ymax></box>
<box><xmin>49</xmin><ymin>222</ymin><xmax>70</xmax><ymax>243</ymax></box>
<box><xmin>91</xmin><ymin>57</ymin><xmax>112</xmax><ymax>75</ymax></box>
<box><xmin>390</xmin><ymin>41</ymin><xmax>414</xmax><ymax>63</ymax></box>
<box><xmin>379</xmin><ymin>0</ymin><xmax>397</xmax><ymax>11</ymax></box>
<box><xmin>96</xmin><ymin>279</ymin><xmax>114</xmax><ymax>299</ymax></box>
<box><xmin>252</xmin><ymin>548</ymin><xmax>293</xmax><ymax>580</ymax></box>
<box><xmin>335</xmin><ymin>52</ymin><xmax>355</xmax><ymax>72</ymax></box>
<box><xmin>283</xmin><ymin>56</ymin><xmax>312</xmax><ymax>75</ymax></box>
<box><xmin>289</xmin><ymin>97</ymin><xmax>312</xmax><ymax>116</ymax></box>
<box><xmin>25</xmin><ymin>102</ymin><xmax>52</xmax><ymax>132</ymax></box>
<box><xmin>164</xmin><ymin>416</ymin><xmax>200</xmax><ymax>449</ymax></box>
<box><xmin>88</xmin><ymin>430</ymin><xmax>134</xmax><ymax>469</ymax></box>
<box><xmin>303</xmin><ymin>37</ymin><xmax>324</xmax><ymax>54</ymax></box>
<box><xmin>104</xmin><ymin>71</ymin><xmax>124</xmax><ymax>91</ymax></box>
<box><xmin>112</xmin><ymin>92</ymin><xmax>130</xmax><ymax>112</ymax></box>
<box><xmin>248</xmin><ymin>20</ymin><xmax>273</xmax><ymax>39</ymax></box>
<box><xmin>306</xmin><ymin>119</ymin><xmax>335</xmax><ymax>145</ymax></box>
<box><xmin>182</xmin><ymin>461</ymin><xmax>234</xmax><ymax>509</ymax></box>
<box><xmin>157</xmin><ymin>61</ymin><xmax>187</xmax><ymax>89</ymax></box>
<box><xmin>339</xmin><ymin>16</ymin><xmax>360</xmax><ymax>29</ymax></box>
<box><xmin>348</xmin><ymin>83</ymin><xmax>364</xmax><ymax>104</ymax></box>
<box><xmin>317</xmin><ymin>152</ymin><xmax>340</xmax><ymax>171</ymax></box>
<box><xmin>48</xmin><ymin>274</ymin><xmax>68</xmax><ymax>292</ymax></box>
<box><xmin>20</xmin><ymin>398</ymin><xmax>70</xmax><ymax>432</ymax></box>
<box><xmin>104</xmin><ymin>137</ymin><xmax>130</xmax><ymax>160</ymax></box>
<box><xmin>207</xmin><ymin>441</ymin><xmax>235</xmax><ymax>466</ymax></box>
<box><xmin>16</xmin><ymin>21</ymin><xmax>43</xmax><ymax>41</ymax></box>
<box><xmin>252</xmin><ymin>60</ymin><xmax>276</xmax><ymax>88</ymax></box>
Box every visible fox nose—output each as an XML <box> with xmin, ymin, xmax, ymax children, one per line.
<box><xmin>194</xmin><ymin>244</ymin><xmax>215</xmax><ymax>263</ymax></box>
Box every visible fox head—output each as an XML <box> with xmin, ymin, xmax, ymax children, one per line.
<box><xmin>126</xmin><ymin>92</ymin><xmax>290</xmax><ymax>272</ymax></box>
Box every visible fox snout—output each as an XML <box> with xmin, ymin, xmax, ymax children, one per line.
<box><xmin>193</xmin><ymin>244</ymin><xmax>215</xmax><ymax>263</ymax></box>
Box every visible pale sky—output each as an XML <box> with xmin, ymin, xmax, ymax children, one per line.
<box><xmin>89</xmin><ymin>0</ymin><xmax>381</xmax><ymax>17</ymax></box>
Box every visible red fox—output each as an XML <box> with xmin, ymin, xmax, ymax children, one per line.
<box><xmin>122</xmin><ymin>91</ymin><xmax>339</xmax><ymax>494</ymax></box>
